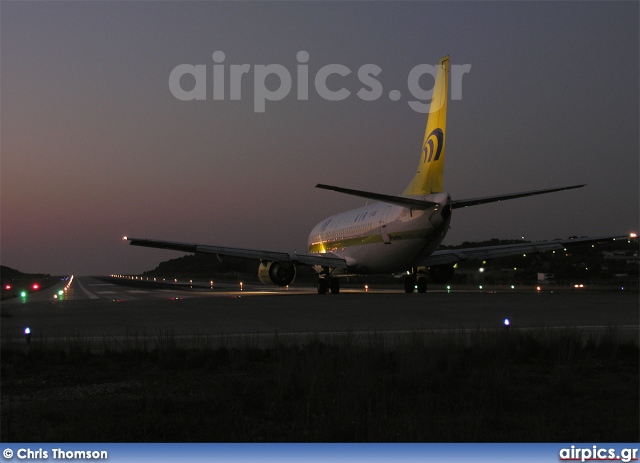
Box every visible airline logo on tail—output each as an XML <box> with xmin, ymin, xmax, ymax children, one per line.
<box><xmin>423</xmin><ymin>128</ymin><xmax>444</xmax><ymax>163</ymax></box>
<box><xmin>403</xmin><ymin>55</ymin><xmax>449</xmax><ymax>196</ymax></box>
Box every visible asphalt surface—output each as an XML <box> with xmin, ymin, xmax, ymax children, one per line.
<box><xmin>1</xmin><ymin>276</ymin><xmax>638</xmax><ymax>346</ymax></box>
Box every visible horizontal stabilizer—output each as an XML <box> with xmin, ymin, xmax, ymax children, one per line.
<box><xmin>316</xmin><ymin>184</ymin><xmax>439</xmax><ymax>209</ymax></box>
<box><xmin>452</xmin><ymin>184</ymin><xmax>585</xmax><ymax>209</ymax></box>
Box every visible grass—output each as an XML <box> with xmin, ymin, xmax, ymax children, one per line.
<box><xmin>1</xmin><ymin>328</ymin><xmax>638</xmax><ymax>442</ymax></box>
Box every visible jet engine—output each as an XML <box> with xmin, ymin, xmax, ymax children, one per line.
<box><xmin>258</xmin><ymin>261</ymin><xmax>296</xmax><ymax>286</ymax></box>
<box><xmin>429</xmin><ymin>264</ymin><xmax>454</xmax><ymax>283</ymax></box>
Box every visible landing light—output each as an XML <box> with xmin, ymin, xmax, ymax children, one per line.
<box><xmin>630</xmin><ymin>233</ymin><xmax>637</xmax><ymax>238</ymax></box>
<box><xmin>504</xmin><ymin>319</ymin><xmax>510</xmax><ymax>326</ymax></box>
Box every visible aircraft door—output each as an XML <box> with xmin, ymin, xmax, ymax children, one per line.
<box><xmin>380</xmin><ymin>206</ymin><xmax>392</xmax><ymax>244</ymax></box>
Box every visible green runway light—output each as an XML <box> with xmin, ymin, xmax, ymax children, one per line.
<box><xmin>20</xmin><ymin>291</ymin><xmax>27</xmax><ymax>297</ymax></box>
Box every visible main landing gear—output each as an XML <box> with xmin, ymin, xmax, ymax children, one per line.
<box><xmin>404</xmin><ymin>269</ymin><xmax>427</xmax><ymax>293</ymax></box>
<box><xmin>317</xmin><ymin>277</ymin><xmax>340</xmax><ymax>294</ymax></box>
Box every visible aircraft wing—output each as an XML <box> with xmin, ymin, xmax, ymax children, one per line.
<box><xmin>422</xmin><ymin>235</ymin><xmax>629</xmax><ymax>266</ymax></box>
<box><xmin>123</xmin><ymin>237</ymin><xmax>348</xmax><ymax>268</ymax></box>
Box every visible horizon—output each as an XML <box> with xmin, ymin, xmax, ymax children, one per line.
<box><xmin>2</xmin><ymin>2</ymin><xmax>638</xmax><ymax>276</ymax></box>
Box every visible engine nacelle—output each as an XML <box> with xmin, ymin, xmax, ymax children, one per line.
<box><xmin>429</xmin><ymin>264</ymin><xmax>455</xmax><ymax>284</ymax></box>
<box><xmin>258</xmin><ymin>261</ymin><xmax>296</xmax><ymax>286</ymax></box>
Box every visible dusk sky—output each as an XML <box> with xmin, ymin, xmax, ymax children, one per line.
<box><xmin>2</xmin><ymin>1</ymin><xmax>638</xmax><ymax>276</ymax></box>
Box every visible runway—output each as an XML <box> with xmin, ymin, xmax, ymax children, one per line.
<box><xmin>1</xmin><ymin>276</ymin><xmax>637</xmax><ymax>346</ymax></box>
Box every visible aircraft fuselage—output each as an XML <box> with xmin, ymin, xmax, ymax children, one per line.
<box><xmin>308</xmin><ymin>193</ymin><xmax>452</xmax><ymax>274</ymax></box>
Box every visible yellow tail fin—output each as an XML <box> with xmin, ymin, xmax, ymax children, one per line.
<box><xmin>402</xmin><ymin>56</ymin><xmax>449</xmax><ymax>196</ymax></box>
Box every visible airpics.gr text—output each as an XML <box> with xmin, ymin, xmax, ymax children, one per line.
<box><xmin>168</xmin><ymin>51</ymin><xmax>471</xmax><ymax>113</ymax></box>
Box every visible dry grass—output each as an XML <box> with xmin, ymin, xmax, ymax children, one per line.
<box><xmin>2</xmin><ymin>328</ymin><xmax>638</xmax><ymax>442</ymax></box>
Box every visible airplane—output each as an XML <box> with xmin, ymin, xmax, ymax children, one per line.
<box><xmin>124</xmin><ymin>55</ymin><xmax>627</xmax><ymax>294</ymax></box>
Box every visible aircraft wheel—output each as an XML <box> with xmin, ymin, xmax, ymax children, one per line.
<box><xmin>330</xmin><ymin>278</ymin><xmax>340</xmax><ymax>294</ymax></box>
<box><xmin>417</xmin><ymin>277</ymin><xmax>428</xmax><ymax>293</ymax></box>
<box><xmin>404</xmin><ymin>276</ymin><xmax>416</xmax><ymax>293</ymax></box>
<box><xmin>317</xmin><ymin>278</ymin><xmax>329</xmax><ymax>295</ymax></box>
